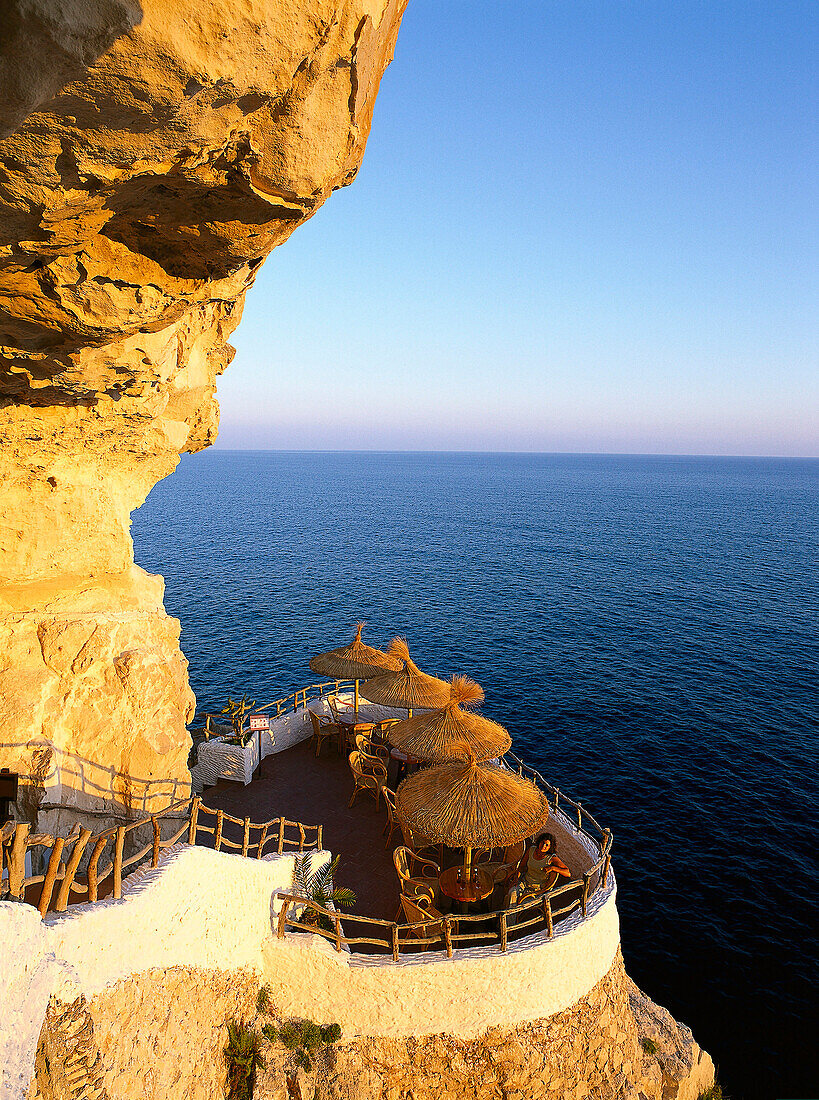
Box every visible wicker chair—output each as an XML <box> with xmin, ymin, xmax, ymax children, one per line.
<box><xmin>399</xmin><ymin>820</ymin><xmax>444</xmax><ymax>864</ymax></box>
<box><xmin>327</xmin><ymin>694</ymin><xmax>353</xmax><ymax>722</ymax></box>
<box><xmin>355</xmin><ymin>731</ymin><xmax>390</xmax><ymax>766</ymax></box>
<box><xmin>393</xmin><ymin>846</ymin><xmax>440</xmax><ymax>900</ymax></box>
<box><xmin>477</xmin><ymin>839</ymin><xmax>527</xmax><ymax>885</ymax></box>
<box><xmin>372</xmin><ymin>717</ymin><xmax>400</xmax><ymax>740</ymax></box>
<box><xmin>348</xmin><ymin>750</ymin><xmax>388</xmax><ymax>808</ymax></box>
<box><xmin>308</xmin><ymin>710</ymin><xmax>340</xmax><ymax>758</ymax></box>
<box><xmin>381</xmin><ymin>787</ymin><xmax>401</xmax><ymax>847</ymax></box>
<box><xmin>399</xmin><ymin>889</ymin><xmax>444</xmax><ymax>943</ymax></box>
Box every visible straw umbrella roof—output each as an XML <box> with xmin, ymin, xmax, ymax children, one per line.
<box><xmin>309</xmin><ymin>622</ymin><xmax>401</xmax><ymax>681</ymax></box>
<box><xmin>387</xmin><ymin>675</ymin><xmax>512</xmax><ymax>763</ymax></box>
<box><xmin>396</xmin><ymin>759</ymin><xmax>549</xmax><ymax>850</ymax></box>
<box><xmin>360</xmin><ymin>638</ymin><xmax>451</xmax><ymax>710</ymax></box>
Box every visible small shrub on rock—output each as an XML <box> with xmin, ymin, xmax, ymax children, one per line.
<box><xmin>698</xmin><ymin>1085</ymin><xmax>725</xmax><ymax>1100</ymax></box>
<box><xmin>263</xmin><ymin>1017</ymin><xmax>343</xmax><ymax>1071</ymax></box>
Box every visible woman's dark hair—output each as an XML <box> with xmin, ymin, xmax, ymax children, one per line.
<box><xmin>534</xmin><ymin>831</ymin><xmax>556</xmax><ymax>851</ymax></box>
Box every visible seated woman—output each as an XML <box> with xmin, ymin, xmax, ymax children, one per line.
<box><xmin>504</xmin><ymin>832</ymin><xmax>571</xmax><ymax>908</ymax></box>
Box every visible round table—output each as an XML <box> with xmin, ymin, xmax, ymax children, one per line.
<box><xmin>438</xmin><ymin>865</ymin><xmax>494</xmax><ymax>910</ymax></box>
<box><xmin>390</xmin><ymin>747</ymin><xmax>419</xmax><ymax>784</ymax></box>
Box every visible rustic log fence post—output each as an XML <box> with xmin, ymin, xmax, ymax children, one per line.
<box><xmin>55</xmin><ymin>828</ymin><xmax>92</xmax><ymax>911</ymax></box>
<box><xmin>214</xmin><ymin>810</ymin><xmax>224</xmax><ymax>851</ymax></box>
<box><xmin>334</xmin><ymin>914</ymin><xmax>342</xmax><ymax>952</ymax></box>
<box><xmin>391</xmin><ymin>923</ymin><xmax>400</xmax><ymax>961</ymax></box>
<box><xmin>242</xmin><ymin>817</ymin><xmax>250</xmax><ymax>857</ymax></box>
<box><xmin>188</xmin><ymin>796</ymin><xmax>200</xmax><ymax>845</ymax></box>
<box><xmin>112</xmin><ymin>826</ymin><xmax>125</xmax><ymax>898</ymax></box>
<box><xmin>8</xmin><ymin>823</ymin><xmax>29</xmax><ymax>899</ymax></box>
<box><xmin>151</xmin><ymin>818</ymin><xmax>161</xmax><ymax>867</ymax></box>
<box><xmin>257</xmin><ymin>823</ymin><xmax>269</xmax><ymax>859</ymax></box>
<box><xmin>277</xmin><ymin>896</ymin><xmax>291</xmax><ymax>938</ymax></box>
<box><xmin>87</xmin><ymin>836</ymin><xmax>107</xmax><ymax>903</ymax></box>
<box><xmin>277</xmin><ymin>819</ymin><xmax>285</xmax><ymax>854</ymax></box>
<box><xmin>443</xmin><ymin>916</ymin><xmax>453</xmax><ymax>958</ymax></box>
<box><xmin>500</xmin><ymin>911</ymin><xmax>508</xmax><ymax>952</ymax></box>
<box><xmin>38</xmin><ymin>838</ymin><xmax>66</xmax><ymax>916</ymax></box>
<box><xmin>545</xmin><ymin>897</ymin><xmax>553</xmax><ymax>937</ymax></box>
<box><xmin>582</xmin><ymin>873</ymin><xmax>590</xmax><ymax>917</ymax></box>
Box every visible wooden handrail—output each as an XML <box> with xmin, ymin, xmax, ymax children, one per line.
<box><xmin>274</xmin><ymin>877</ymin><xmax>600</xmax><ymax>960</ymax></box>
<box><xmin>1</xmin><ymin>795</ymin><xmax>324</xmax><ymax>916</ymax></box>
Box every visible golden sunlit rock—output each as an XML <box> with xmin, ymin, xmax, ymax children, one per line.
<box><xmin>0</xmin><ymin>0</ymin><xmax>408</xmax><ymax>828</ymax></box>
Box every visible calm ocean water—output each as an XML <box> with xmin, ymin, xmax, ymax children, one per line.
<box><xmin>132</xmin><ymin>451</ymin><xmax>818</xmax><ymax>1100</ymax></box>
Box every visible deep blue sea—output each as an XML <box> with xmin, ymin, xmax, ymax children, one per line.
<box><xmin>132</xmin><ymin>451</ymin><xmax>818</xmax><ymax>1100</ymax></box>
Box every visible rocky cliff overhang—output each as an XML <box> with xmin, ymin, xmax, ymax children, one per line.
<box><xmin>0</xmin><ymin>0</ymin><xmax>408</xmax><ymax>830</ymax></box>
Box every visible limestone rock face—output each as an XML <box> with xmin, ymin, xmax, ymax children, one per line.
<box><xmin>0</xmin><ymin>0</ymin><xmax>407</xmax><ymax>824</ymax></box>
<box><xmin>28</xmin><ymin>954</ymin><xmax>716</xmax><ymax>1100</ymax></box>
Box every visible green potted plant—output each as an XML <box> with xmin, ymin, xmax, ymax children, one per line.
<box><xmin>292</xmin><ymin>853</ymin><xmax>356</xmax><ymax>932</ymax></box>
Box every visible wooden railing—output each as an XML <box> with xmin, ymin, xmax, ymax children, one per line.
<box><xmin>256</xmin><ymin>680</ymin><xmax>356</xmax><ymax>717</ymax></box>
<box><xmin>0</xmin><ymin>795</ymin><xmax>322</xmax><ymax>918</ymax></box>
<box><xmin>275</xmin><ymin>867</ymin><xmax>602</xmax><ymax>960</ymax></box>
<box><xmin>1</xmin><ymin>677</ymin><xmax>614</xmax><ymax>956</ymax></box>
<box><xmin>504</xmin><ymin>751</ymin><xmax>611</xmax><ymax>860</ymax></box>
<box><xmin>198</xmin><ymin>680</ymin><xmax>357</xmax><ymax>736</ymax></box>
<box><xmin>269</xmin><ymin>707</ymin><xmax>615</xmax><ymax>959</ymax></box>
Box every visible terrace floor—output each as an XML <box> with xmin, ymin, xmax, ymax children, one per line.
<box><xmin>202</xmin><ymin>738</ymin><xmax>403</xmax><ymax>921</ymax></box>
<box><xmin>200</xmin><ymin>736</ymin><xmax>591</xmax><ymax>927</ymax></box>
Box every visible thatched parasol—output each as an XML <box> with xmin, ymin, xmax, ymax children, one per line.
<box><xmin>396</xmin><ymin>758</ymin><xmax>549</xmax><ymax>876</ymax></box>
<box><xmin>359</xmin><ymin>638</ymin><xmax>451</xmax><ymax>716</ymax></box>
<box><xmin>309</xmin><ymin>623</ymin><xmax>401</xmax><ymax>717</ymax></box>
<box><xmin>387</xmin><ymin>675</ymin><xmax>512</xmax><ymax>763</ymax></box>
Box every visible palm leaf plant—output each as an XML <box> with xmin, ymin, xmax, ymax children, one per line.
<box><xmin>293</xmin><ymin>854</ymin><xmax>356</xmax><ymax>932</ymax></box>
<box><xmin>224</xmin><ymin>1020</ymin><xmax>265</xmax><ymax>1100</ymax></box>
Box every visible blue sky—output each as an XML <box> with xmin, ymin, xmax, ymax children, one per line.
<box><xmin>217</xmin><ymin>1</ymin><xmax>818</xmax><ymax>456</ymax></box>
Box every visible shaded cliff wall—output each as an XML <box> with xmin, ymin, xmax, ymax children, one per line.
<box><xmin>0</xmin><ymin>0</ymin><xmax>408</xmax><ymax>830</ymax></box>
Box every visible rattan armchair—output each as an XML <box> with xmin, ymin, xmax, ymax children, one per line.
<box><xmin>399</xmin><ymin>890</ymin><xmax>444</xmax><ymax>943</ymax></box>
<box><xmin>373</xmin><ymin>717</ymin><xmax>400</xmax><ymax>739</ymax></box>
<box><xmin>355</xmin><ymin>731</ymin><xmax>390</xmax><ymax>766</ymax></box>
<box><xmin>308</xmin><ymin>710</ymin><xmax>340</xmax><ymax>758</ymax></box>
<box><xmin>327</xmin><ymin>694</ymin><xmax>353</xmax><ymax>722</ymax></box>
<box><xmin>381</xmin><ymin>787</ymin><xmax>401</xmax><ymax>847</ymax></box>
<box><xmin>348</xmin><ymin>750</ymin><xmax>388</xmax><ymax>808</ymax></box>
<box><xmin>477</xmin><ymin>839</ymin><xmax>527</xmax><ymax>885</ymax></box>
<box><xmin>398</xmin><ymin>820</ymin><xmax>444</xmax><ymax>863</ymax></box>
<box><xmin>393</xmin><ymin>845</ymin><xmax>442</xmax><ymax>920</ymax></box>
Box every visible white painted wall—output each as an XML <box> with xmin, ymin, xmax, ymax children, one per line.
<box><xmin>43</xmin><ymin>843</ymin><xmax>325</xmax><ymax>997</ymax></box>
<box><xmin>1</xmin><ymin>834</ymin><xmax>619</xmax><ymax>1098</ymax></box>
<box><xmin>0</xmin><ymin>903</ymin><xmax>79</xmax><ymax>1100</ymax></box>
<box><xmin>191</xmin><ymin>694</ymin><xmax>408</xmax><ymax>787</ymax></box>
<box><xmin>262</xmin><ymin>879</ymin><xmax>620</xmax><ymax>1040</ymax></box>
<box><xmin>194</xmin><ymin>731</ymin><xmax>260</xmax><ymax>787</ymax></box>
<box><xmin>0</xmin><ymin>845</ymin><xmax>323</xmax><ymax>1100</ymax></box>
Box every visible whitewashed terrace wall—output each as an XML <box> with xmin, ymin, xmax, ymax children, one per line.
<box><xmin>259</xmin><ymin>694</ymin><xmax>406</xmax><ymax>757</ymax></box>
<box><xmin>264</xmin><ymin>878</ymin><xmax>619</xmax><ymax>1040</ymax></box>
<box><xmin>1</xmin><ymin>764</ymin><xmax>618</xmax><ymax>1095</ymax></box>
<box><xmin>190</xmin><ymin>694</ymin><xmax>406</xmax><ymax>789</ymax></box>
<box><xmin>0</xmin><ymin>844</ymin><xmax>327</xmax><ymax>1099</ymax></box>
